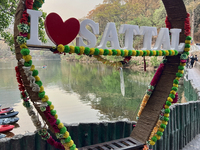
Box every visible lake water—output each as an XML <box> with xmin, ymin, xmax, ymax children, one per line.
<box><xmin>0</xmin><ymin>59</ymin><xmax>178</xmax><ymax>136</ymax></box>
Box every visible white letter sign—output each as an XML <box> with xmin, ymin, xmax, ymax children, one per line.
<box><xmin>153</xmin><ymin>28</ymin><xmax>171</xmax><ymax>50</ymax></box>
<box><xmin>76</xmin><ymin>19</ymin><xmax>99</xmax><ymax>48</ymax></box>
<box><xmin>140</xmin><ymin>26</ymin><xmax>157</xmax><ymax>50</ymax></box>
<box><xmin>97</xmin><ymin>23</ymin><xmax>121</xmax><ymax>49</ymax></box>
<box><xmin>27</xmin><ymin>9</ymin><xmax>42</xmax><ymax>45</ymax></box>
<box><xmin>119</xmin><ymin>25</ymin><xmax>140</xmax><ymax>50</ymax></box>
<box><xmin>170</xmin><ymin>29</ymin><xmax>185</xmax><ymax>52</ymax></box>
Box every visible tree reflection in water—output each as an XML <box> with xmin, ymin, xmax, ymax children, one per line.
<box><xmin>59</xmin><ymin>61</ymin><xmax>154</xmax><ymax>121</ymax></box>
<box><xmin>0</xmin><ymin>60</ymin><xmax>154</xmax><ymax>122</ymax></box>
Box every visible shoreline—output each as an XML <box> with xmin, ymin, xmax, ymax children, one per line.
<box><xmin>0</xmin><ymin>56</ymin><xmax>159</xmax><ymax>71</ymax></box>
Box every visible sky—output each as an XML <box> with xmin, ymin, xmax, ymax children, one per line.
<box><xmin>41</xmin><ymin>0</ymin><xmax>104</xmax><ymax>20</ymax></box>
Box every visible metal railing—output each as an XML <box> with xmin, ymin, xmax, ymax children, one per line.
<box><xmin>184</xmin><ymin>62</ymin><xmax>200</xmax><ymax>101</ymax></box>
<box><xmin>1</xmin><ymin>102</ymin><xmax>200</xmax><ymax>150</ymax></box>
<box><xmin>150</xmin><ymin>101</ymin><xmax>200</xmax><ymax>150</ymax></box>
<box><xmin>0</xmin><ymin>121</ymin><xmax>136</xmax><ymax>150</ymax></box>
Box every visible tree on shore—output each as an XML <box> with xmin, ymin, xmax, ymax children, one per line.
<box><xmin>86</xmin><ymin>0</ymin><xmax>166</xmax><ymax>49</ymax></box>
<box><xmin>86</xmin><ymin>0</ymin><xmax>200</xmax><ymax>46</ymax></box>
<box><xmin>0</xmin><ymin>0</ymin><xmax>46</xmax><ymax>52</ymax></box>
<box><xmin>0</xmin><ymin>0</ymin><xmax>19</xmax><ymax>51</ymax></box>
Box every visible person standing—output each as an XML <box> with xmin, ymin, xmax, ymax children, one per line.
<box><xmin>190</xmin><ymin>54</ymin><xmax>198</xmax><ymax>68</ymax></box>
<box><xmin>186</xmin><ymin>56</ymin><xmax>190</xmax><ymax>68</ymax></box>
<box><xmin>194</xmin><ymin>55</ymin><xmax>198</xmax><ymax>67</ymax></box>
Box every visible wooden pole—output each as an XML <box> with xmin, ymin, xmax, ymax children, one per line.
<box><xmin>143</xmin><ymin>56</ymin><xmax>146</xmax><ymax>72</ymax></box>
<box><xmin>26</xmin><ymin>44</ymin><xmax>53</xmax><ymax>49</ymax></box>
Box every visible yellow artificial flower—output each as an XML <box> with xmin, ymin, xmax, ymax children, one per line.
<box><xmin>178</xmin><ymin>70</ymin><xmax>184</xmax><ymax>74</ymax></box>
<box><xmin>164</xmin><ymin>113</ymin><xmax>169</xmax><ymax>117</ymax></box>
<box><xmin>132</xmin><ymin>50</ymin><xmax>136</xmax><ymax>56</ymax></box>
<box><xmin>155</xmin><ymin>135</ymin><xmax>161</xmax><ymax>140</ymax></box>
<box><xmin>79</xmin><ymin>46</ymin><xmax>85</xmax><ymax>55</ymax></box>
<box><xmin>39</xmin><ymin>86</ymin><xmax>44</xmax><ymax>92</ymax></box>
<box><xmin>30</xmin><ymin>65</ymin><xmax>35</xmax><ymax>71</ymax></box>
<box><xmin>167</xmin><ymin>97</ymin><xmax>173</xmax><ymax>102</ymax></box>
<box><xmin>66</xmin><ymin>140</ymin><xmax>74</xmax><ymax>147</ymax></box>
<box><xmin>63</xmin><ymin>131</ymin><xmax>69</xmax><ymax>138</ymax></box>
<box><xmin>41</xmin><ymin>95</ymin><xmax>49</xmax><ymax>102</ymax></box>
<box><xmin>23</xmin><ymin>55</ymin><xmax>32</xmax><ymax>62</ymax></box>
<box><xmin>108</xmin><ymin>50</ymin><xmax>113</xmax><ymax>55</ymax></box>
<box><xmin>146</xmin><ymin>50</ymin><xmax>150</xmax><ymax>56</ymax></box>
<box><xmin>184</xmin><ymin>48</ymin><xmax>190</xmax><ymax>52</ymax></box>
<box><xmin>159</xmin><ymin>50</ymin><xmax>162</xmax><ymax>56</ymax></box>
<box><xmin>180</xmin><ymin>62</ymin><xmax>186</xmax><ymax>66</ymax></box>
<box><xmin>99</xmin><ymin>49</ymin><xmax>104</xmax><ymax>55</ymax></box>
<box><xmin>50</xmin><ymin>105</ymin><xmax>54</xmax><ymax>110</ymax></box>
<box><xmin>63</xmin><ymin>140</ymin><xmax>74</xmax><ymax>149</ymax></box>
<box><xmin>58</xmin><ymin>123</ymin><xmax>64</xmax><ymax>129</ymax></box>
<box><xmin>116</xmin><ymin>49</ymin><xmax>121</xmax><ymax>56</ymax></box>
<box><xmin>171</xmin><ymin>50</ymin><xmax>175</xmax><ymax>56</ymax></box>
<box><xmin>176</xmin><ymin>77</ymin><xmax>180</xmax><ymax>80</ymax></box>
<box><xmin>54</xmin><ymin>114</ymin><xmax>58</xmax><ymax>119</ymax></box>
<box><xmin>185</xmin><ymin>40</ymin><xmax>190</xmax><ymax>44</ymax></box>
<box><xmin>158</xmin><ymin>127</ymin><xmax>164</xmax><ymax>132</ymax></box>
<box><xmin>139</xmin><ymin>50</ymin><xmax>143</xmax><ymax>56</ymax></box>
<box><xmin>150</xmin><ymin>140</ymin><xmax>156</xmax><ymax>145</ymax></box>
<box><xmin>20</xmin><ymin>44</ymin><xmax>28</xmax><ymax>49</ymax></box>
<box><xmin>165</xmin><ymin>50</ymin><xmax>169</xmax><ymax>56</ymax></box>
<box><xmin>69</xmin><ymin>46</ymin><xmax>75</xmax><ymax>53</ymax></box>
<box><xmin>162</xmin><ymin>121</ymin><xmax>168</xmax><ymax>125</ymax></box>
<box><xmin>173</xmin><ymin>84</ymin><xmax>178</xmax><ymax>88</ymax></box>
<box><xmin>170</xmin><ymin>90</ymin><xmax>176</xmax><ymax>95</ymax></box>
<box><xmin>89</xmin><ymin>48</ymin><xmax>95</xmax><ymax>55</ymax></box>
<box><xmin>35</xmin><ymin>76</ymin><xmax>40</xmax><ymax>81</ymax></box>
<box><xmin>164</xmin><ymin>105</ymin><xmax>169</xmax><ymax>109</ymax></box>
<box><xmin>57</xmin><ymin>44</ymin><xmax>64</xmax><ymax>52</ymax></box>
<box><xmin>124</xmin><ymin>50</ymin><xmax>128</xmax><ymax>56</ymax></box>
<box><xmin>152</xmin><ymin>50</ymin><xmax>156</xmax><ymax>56</ymax></box>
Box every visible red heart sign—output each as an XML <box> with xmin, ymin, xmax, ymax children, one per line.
<box><xmin>45</xmin><ymin>13</ymin><xmax>80</xmax><ymax>45</ymax></box>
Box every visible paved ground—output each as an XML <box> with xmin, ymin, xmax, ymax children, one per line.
<box><xmin>182</xmin><ymin>67</ymin><xmax>200</xmax><ymax>150</ymax></box>
<box><xmin>187</xmin><ymin>67</ymin><xmax>200</xmax><ymax>87</ymax></box>
<box><xmin>182</xmin><ymin>135</ymin><xmax>200</xmax><ymax>150</ymax></box>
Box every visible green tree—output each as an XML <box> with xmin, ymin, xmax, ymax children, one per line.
<box><xmin>0</xmin><ymin>0</ymin><xmax>18</xmax><ymax>51</ymax></box>
<box><xmin>0</xmin><ymin>0</ymin><xmax>47</xmax><ymax>52</ymax></box>
<box><xmin>0</xmin><ymin>0</ymin><xmax>17</xmax><ymax>32</ymax></box>
<box><xmin>86</xmin><ymin>0</ymin><xmax>165</xmax><ymax>49</ymax></box>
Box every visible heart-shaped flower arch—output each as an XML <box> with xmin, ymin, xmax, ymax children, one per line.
<box><xmin>13</xmin><ymin>0</ymin><xmax>190</xmax><ymax>149</ymax></box>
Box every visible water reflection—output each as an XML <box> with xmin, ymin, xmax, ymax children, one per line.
<box><xmin>0</xmin><ymin>60</ymin><xmax>155</xmax><ymax>134</ymax></box>
<box><xmin>59</xmin><ymin>61</ymin><xmax>154</xmax><ymax>121</ymax></box>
